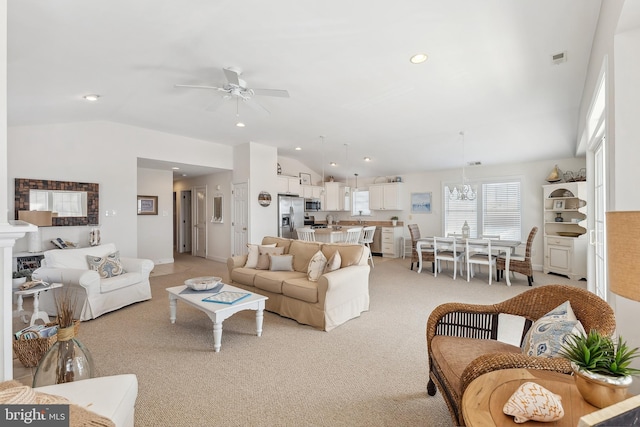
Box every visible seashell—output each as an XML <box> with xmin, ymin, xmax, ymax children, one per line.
<box><xmin>503</xmin><ymin>382</ymin><xmax>564</xmax><ymax>423</ymax></box>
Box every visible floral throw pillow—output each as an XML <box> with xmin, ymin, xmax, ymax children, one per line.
<box><xmin>307</xmin><ymin>250</ymin><xmax>327</xmax><ymax>282</ymax></box>
<box><xmin>521</xmin><ymin>300</ymin><xmax>586</xmax><ymax>358</ymax></box>
<box><xmin>86</xmin><ymin>251</ymin><xmax>126</xmax><ymax>278</ymax></box>
<box><xmin>323</xmin><ymin>251</ymin><xmax>341</xmax><ymax>274</ymax></box>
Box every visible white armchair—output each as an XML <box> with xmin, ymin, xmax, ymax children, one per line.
<box><xmin>33</xmin><ymin>243</ymin><xmax>154</xmax><ymax>320</ymax></box>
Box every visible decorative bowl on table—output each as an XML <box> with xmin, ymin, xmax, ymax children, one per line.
<box><xmin>184</xmin><ymin>276</ymin><xmax>222</xmax><ymax>291</ymax></box>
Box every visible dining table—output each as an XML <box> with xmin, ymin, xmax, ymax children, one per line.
<box><xmin>416</xmin><ymin>237</ymin><xmax>521</xmax><ymax>286</ymax></box>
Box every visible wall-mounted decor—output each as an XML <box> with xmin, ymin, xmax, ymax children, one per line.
<box><xmin>299</xmin><ymin>173</ymin><xmax>311</xmax><ymax>186</ymax></box>
<box><xmin>212</xmin><ymin>194</ymin><xmax>223</xmax><ymax>223</ymax></box>
<box><xmin>15</xmin><ymin>178</ymin><xmax>99</xmax><ymax>226</ymax></box>
<box><xmin>258</xmin><ymin>191</ymin><xmax>272</xmax><ymax>207</ymax></box>
<box><xmin>411</xmin><ymin>192</ymin><xmax>432</xmax><ymax>214</ymax></box>
<box><xmin>137</xmin><ymin>195</ymin><xmax>158</xmax><ymax>215</ymax></box>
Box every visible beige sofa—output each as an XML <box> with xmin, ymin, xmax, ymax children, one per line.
<box><xmin>227</xmin><ymin>237</ymin><xmax>370</xmax><ymax>331</ymax></box>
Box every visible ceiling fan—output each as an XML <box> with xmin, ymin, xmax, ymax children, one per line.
<box><xmin>175</xmin><ymin>67</ymin><xmax>289</xmax><ymax>114</ymax></box>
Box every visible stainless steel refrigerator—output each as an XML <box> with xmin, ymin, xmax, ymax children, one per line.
<box><xmin>278</xmin><ymin>195</ymin><xmax>304</xmax><ymax>239</ymax></box>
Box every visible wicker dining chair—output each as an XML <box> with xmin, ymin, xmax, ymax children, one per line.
<box><xmin>426</xmin><ymin>284</ymin><xmax>616</xmax><ymax>427</ymax></box>
<box><xmin>408</xmin><ymin>224</ymin><xmax>434</xmax><ymax>273</ymax></box>
<box><xmin>496</xmin><ymin>226</ymin><xmax>538</xmax><ymax>286</ymax></box>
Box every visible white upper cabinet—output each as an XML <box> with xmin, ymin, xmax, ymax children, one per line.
<box><xmin>369</xmin><ymin>183</ymin><xmax>403</xmax><ymax>210</ymax></box>
<box><xmin>277</xmin><ymin>176</ymin><xmax>301</xmax><ymax>195</ymax></box>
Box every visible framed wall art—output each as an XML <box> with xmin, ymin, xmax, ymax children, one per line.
<box><xmin>299</xmin><ymin>173</ymin><xmax>311</xmax><ymax>186</ymax></box>
<box><xmin>411</xmin><ymin>192</ymin><xmax>432</xmax><ymax>214</ymax></box>
<box><xmin>137</xmin><ymin>195</ymin><xmax>158</xmax><ymax>215</ymax></box>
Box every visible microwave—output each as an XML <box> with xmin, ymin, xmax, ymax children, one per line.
<box><xmin>305</xmin><ymin>198</ymin><xmax>321</xmax><ymax>211</ymax></box>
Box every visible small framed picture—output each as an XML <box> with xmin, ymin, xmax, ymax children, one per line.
<box><xmin>299</xmin><ymin>173</ymin><xmax>311</xmax><ymax>186</ymax></box>
<box><xmin>554</xmin><ymin>199</ymin><xmax>565</xmax><ymax>210</ymax></box>
<box><xmin>137</xmin><ymin>195</ymin><xmax>158</xmax><ymax>215</ymax></box>
<box><xmin>411</xmin><ymin>192</ymin><xmax>432</xmax><ymax>214</ymax></box>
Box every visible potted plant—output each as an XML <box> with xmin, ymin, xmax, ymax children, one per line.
<box><xmin>12</xmin><ymin>270</ymin><xmax>32</xmax><ymax>287</ymax></box>
<box><xmin>390</xmin><ymin>216</ymin><xmax>399</xmax><ymax>227</ymax></box>
<box><xmin>559</xmin><ymin>329</ymin><xmax>640</xmax><ymax>408</ymax></box>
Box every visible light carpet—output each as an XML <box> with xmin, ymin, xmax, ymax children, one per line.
<box><xmin>31</xmin><ymin>254</ymin><xmax>586</xmax><ymax>426</ymax></box>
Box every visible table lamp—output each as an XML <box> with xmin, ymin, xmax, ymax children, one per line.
<box><xmin>606</xmin><ymin>211</ymin><xmax>640</xmax><ymax>301</ymax></box>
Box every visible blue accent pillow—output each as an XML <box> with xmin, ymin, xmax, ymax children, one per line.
<box><xmin>86</xmin><ymin>251</ymin><xmax>126</xmax><ymax>278</ymax></box>
<box><xmin>521</xmin><ymin>301</ymin><xmax>586</xmax><ymax>358</ymax></box>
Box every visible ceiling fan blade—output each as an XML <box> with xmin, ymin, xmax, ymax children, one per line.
<box><xmin>244</xmin><ymin>98</ymin><xmax>271</xmax><ymax>115</ymax></box>
<box><xmin>223</xmin><ymin>67</ymin><xmax>241</xmax><ymax>86</ymax></box>
<box><xmin>252</xmin><ymin>88</ymin><xmax>290</xmax><ymax>98</ymax></box>
<box><xmin>175</xmin><ymin>84</ymin><xmax>225</xmax><ymax>90</ymax></box>
<box><xmin>204</xmin><ymin>96</ymin><xmax>225</xmax><ymax>112</ymax></box>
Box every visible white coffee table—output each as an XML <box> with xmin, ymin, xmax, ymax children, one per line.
<box><xmin>166</xmin><ymin>283</ymin><xmax>268</xmax><ymax>352</ymax></box>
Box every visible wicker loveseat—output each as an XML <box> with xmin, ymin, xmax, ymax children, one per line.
<box><xmin>426</xmin><ymin>284</ymin><xmax>616</xmax><ymax>426</ymax></box>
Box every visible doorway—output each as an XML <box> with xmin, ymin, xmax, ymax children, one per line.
<box><xmin>193</xmin><ymin>186</ymin><xmax>207</xmax><ymax>258</ymax></box>
<box><xmin>179</xmin><ymin>190</ymin><xmax>192</xmax><ymax>254</ymax></box>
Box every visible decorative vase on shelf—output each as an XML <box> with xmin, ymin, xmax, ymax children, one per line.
<box><xmin>89</xmin><ymin>226</ymin><xmax>100</xmax><ymax>247</ymax></box>
<box><xmin>555</xmin><ymin>213</ymin><xmax>563</xmax><ymax>222</ymax></box>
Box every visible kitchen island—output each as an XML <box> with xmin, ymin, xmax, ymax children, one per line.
<box><xmin>314</xmin><ymin>227</ymin><xmax>347</xmax><ymax>243</ymax></box>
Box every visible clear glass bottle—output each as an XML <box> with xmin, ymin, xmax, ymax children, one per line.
<box><xmin>462</xmin><ymin>221</ymin><xmax>470</xmax><ymax>238</ymax></box>
<box><xmin>33</xmin><ymin>325</ymin><xmax>95</xmax><ymax>387</ymax></box>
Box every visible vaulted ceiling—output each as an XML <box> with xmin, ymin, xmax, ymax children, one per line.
<box><xmin>8</xmin><ymin>0</ymin><xmax>601</xmax><ymax>180</ymax></box>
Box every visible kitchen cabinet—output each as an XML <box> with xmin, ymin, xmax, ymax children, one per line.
<box><xmin>278</xmin><ymin>176</ymin><xmax>301</xmax><ymax>195</ymax></box>
<box><xmin>369</xmin><ymin>183</ymin><xmax>403</xmax><ymax>210</ymax></box>
<box><xmin>542</xmin><ymin>182</ymin><xmax>587</xmax><ymax>280</ymax></box>
<box><xmin>301</xmin><ymin>185</ymin><xmax>323</xmax><ymax>199</ymax></box>
<box><xmin>381</xmin><ymin>226</ymin><xmax>403</xmax><ymax>258</ymax></box>
<box><xmin>323</xmin><ymin>183</ymin><xmax>350</xmax><ymax>211</ymax></box>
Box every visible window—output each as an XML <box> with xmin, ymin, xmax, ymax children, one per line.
<box><xmin>30</xmin><ymin>190</ymin><xmax>87</xmax><ymax>217</ymax></box>
<box><xmin>444</xmin><ymin>180</ymin><xmax>521</xmax><ymax>240</ymax></box>
<box><xmin>351</xmin><ymin>190</ymin><xmax>371</xmax><ymax>216</ymax></box>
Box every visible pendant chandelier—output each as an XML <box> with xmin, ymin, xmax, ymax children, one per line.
<box><xmin>448</xmin><ymin>131</ymin><xmax>477</xmax><ymax>201</ymax></box>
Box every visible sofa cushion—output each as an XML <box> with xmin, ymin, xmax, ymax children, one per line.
<box><xmin>431</xmin><ymin>335</ymin><xmax>521</xmax><ymax>399</ymax></box>
<box><xmin>230</xmin><ymin>267</ymin><xmax>259</xmax><ymax>286</ymax></box>
<box><xmin>282</xmin><ymin>277</ymin><xmax>319</xmax><ymax>303</ymax></box>
<box><xmin>100</xmin><ymin>272</ymin><xmax>142</xmax><ymax>293</ymax></box>
<box><xmin>87</xmin><ymin>251</ymin><xmax>126</xmax><ymax>278</ymax></box>
<box><xmin>289</xmin><ymin>240</ymin><xmax>323</xmax><ymax>273</ymax></box>
<box><xmin>521</xmin><ymin>301</ymin><xmax>586</xmax><ymax>358</ymax></box>
<box><xmin>307</xmin><ymin>250</ymin><xmax>327</xmax><ymax>282</ymax></box>
<box><xmin>254</xmin><ymin>271</ymin><xmax>306</xmax><ymax>294</ymax></box>
<box><xmin>324</xmin><ymin>251</ymin><xmax>342</xmax><ymax>273</ymax></box>
<box><xmin>321</xmin><ymin>244</ymin><xmax>365</xmax><ymax>268</ymax></box>
<box><xmin>269</xmin><ymin>254</ymin><xmax>294</xmax><ymax>271</ymax></box>
<box><xmin>256</xmin><ymin>246</ymin><xmax>285</xmax><ymax>270</ymax></box>
<box><xmin>245</xmin><ymin>243</ymin><xmax>276</xmax><ymax>268</ymax></box>
<box><xmin>261</xmin><ymin>237</ymin><xmax>293</xmax><ymax>254</ymax></box>
<box><xmin>44</xmin><ymin>243</ymin><xmax>118</xmax><ymax>269</ymax></box>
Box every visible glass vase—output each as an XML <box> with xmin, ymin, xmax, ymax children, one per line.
<box><xmin>32</xmin><ymin>325</ymin><xmax>95</xmax><ymax>387</ymax></box>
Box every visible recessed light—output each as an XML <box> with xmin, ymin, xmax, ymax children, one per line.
<box><xmin>409</xmin><ymin>53</ymin><xmax>428</xmax><ymax>64</ymax></box>
<box><xmin>83</xmin><ymin>94</ymin><xmax>100</xmax><ymax>101</ymax></box>
<box><xmin>363</xmin><ymin>157</ymin><xmax>371</xmax><ymax>162</ymax></box>
<box><xmin>330</xmin><ymin>162</ymin><xmax>337</xmax><ymax>167</ymax></box>
<box><xmin>172</xmin><ymin>167</ymin><xmax>180</xmax><ymax>170</ymax></box>
<box><xmin>182</xmin><ymin>173</ymin><xmax>187</xmax><ymax>177</ymax></box>
<box><xmin>236</xmin><ymin>122</ymin><xmax>245</xmax><ymax>128</ymax></box>
<box><xmin>295</xmin><ymin>147</ymin><xmax>302</xmax><ymax>151</ymax></box>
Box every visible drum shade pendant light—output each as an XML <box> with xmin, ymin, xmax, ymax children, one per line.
<box><xmin>449</xmin><ymin>131</ymin><xmax>477</xmax><ymax>201</ymax></box>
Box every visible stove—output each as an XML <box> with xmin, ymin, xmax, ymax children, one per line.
<box><xmin>311</xmin><ymin>224</ymin><xmax>327</xmax><ymax>229</ymax></box>
<box><xmin>304</xmin><ymin>216</ymin><xmax>327</xmax><ymax>229</ymax></box>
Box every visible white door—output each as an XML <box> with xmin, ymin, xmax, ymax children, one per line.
<box><xmin>592</xmin><ymin>137</ymin><xmax>607</xmax><ymax>299</ymax></box>
<box><xmin>179</xmin><ymin>190</ymin><xmax>191</xmax><ymax>253</ymax></box>
<box><xmin>193</xmin><ymin>186</ymin><xmax>207</xmax><ymax>258</ymax></box>
<box><xmin>233</xmin><ymin>182</ymin><xmax>249</xmax><ymax>256</ymax></box>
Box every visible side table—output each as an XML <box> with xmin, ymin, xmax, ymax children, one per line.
<box><xmin>462</xmin><ymin>368</ymin><xmax>597</xmax><ymax>426</ymax></box>
<box><xmin>15</xmin><ymin>283</ymin><xmax>63</xmax><ymax>325</ymax></box>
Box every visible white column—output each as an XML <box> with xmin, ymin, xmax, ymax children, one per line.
<box><xmin>0</xmin><ymin>223</ymin><xmax>36</xmax><ymax>380</ymax></box>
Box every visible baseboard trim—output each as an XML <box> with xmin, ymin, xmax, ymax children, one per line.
<box><xmin>154</xmin><ymin>258</ymin><xmax>175</xmax><ymax>265</ymax></box>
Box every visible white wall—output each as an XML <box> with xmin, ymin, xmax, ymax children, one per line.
<box><xmin>173</xmin><ymin>170</ymin><xmax>233</xmax><ymax>262</ymax></box>
<box><xmin>137</xmin><ymin>168</ymin><xmax>173</xmax><ymax>264</ymax></box>
<box><xmin>277</xmin><ymin>156</ymin><xmax>323</xmax><ymax>186</ymax></box>
<box><xmin>8</xmin><ymin>121</ymin><xmax>233</xmax><ymax>257</ymax></box>
<box><xmin>248</xmin><ymin>142</ymin><xmax>278</xmax><ymax>243</ymax></box>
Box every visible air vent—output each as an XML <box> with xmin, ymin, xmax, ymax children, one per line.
<box><xmin>467</xmin><ymin>161</ymin><xmax>482</xmax><ymax>166</ymax></box>
<box><xmin>551</xmin><ymin>51</ymin><xmax>567</xmax><ymax>64</ymax></box>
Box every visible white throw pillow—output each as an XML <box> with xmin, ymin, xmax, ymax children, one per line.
<box><xmin>245</xmin><ymin>243</ymin><xmax>276</xmax><ymax>268</ymax></box>
<box><xmin>323</xmin><ymin>251</ymin><xmax>341</xmax><ymax>274</ymax></box>
<box><xmin>256</xmin><ymin>246</ymin><xmax>285</xmax><ymax>270</ymax></box>
<box><xmin>521</xmin><ymin>301</ymin><xmax>586</xmax><ymax>358</ymax></box>
<box><xmin>307</xmin><ymin>250</ymin><xmax>327</xmax><ymax>282</ymax></box>
<box><xmin>269</xmin><ymin>254</ymin><xmax>294</xmax><ymax>271</ymax></box>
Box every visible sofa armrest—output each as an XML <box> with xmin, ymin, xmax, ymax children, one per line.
<box><xmin>460</xmin><ymin>352</ymin><xmax>572</xmax><ymax>397</ymax></box>
<box><xmin>317</xmin><ymin>264</ymin><xmax>370</xmax><ymax>308</ymax></box>
<box><xmin>227</xmin><ymin>255</ymin><xmax>248</xmax><ymax>278</ymax></box>
<box><xmin>33</xmin><ymin>267</ymin><xmax>101</xmax><ymax>294</ymax></box>
<box><xmin>120</xmin><ymin>257</ymin><xmax>154</xmax><ymax>277</ymax></box>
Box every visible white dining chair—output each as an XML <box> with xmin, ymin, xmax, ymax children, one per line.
<box><xmin>433</xmin><ymin>236</ymin><xmax>464</xmax><ymax>280</ymax></box>
<box><xmin>465</xmin><ymin>238</ymin><xmax>497</xmax><ymax>284</ymax></box>
<box><xmin>359</xmin><ymin>225</ymin><xmax>376</xmax><ymax>268</ymax></box>
<box><xmin>344</xmin><ymin>227</ymin><xmax>363</xmax><ymax>244</ymax></box>
<box><xmin>296</xmin><ymin>228</ymin><xmax>316</xmax><ymax>242</ymax></box>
